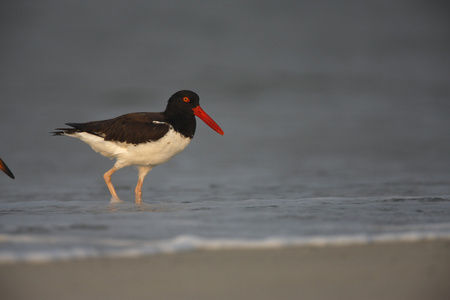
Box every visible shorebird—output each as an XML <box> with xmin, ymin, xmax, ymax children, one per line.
<box><xmin>53</xmin><ymin>90</ymin><xmax>223</xmax><ymax>203</ymax></box>
<box><xmin>0</xmin><ymin>157</ymin><xmax>15</xmax><ymax>179</ymax></box>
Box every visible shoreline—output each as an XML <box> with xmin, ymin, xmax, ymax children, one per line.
<box><xmin>2</xmin><ymin>232</ymin><xmax>450</xmax><ymax>265</ymax></box>
<box><xmin>1</xmin><ymin>239</ymin><xmax>449</xmax><ymax>300</ymax></box>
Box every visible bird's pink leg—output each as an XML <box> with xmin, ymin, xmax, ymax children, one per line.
<box><xmin>103</xmin><ymin>167</ymin><xmax>120</xmax><ymax>200</ymax></box>
<box><xmin>135</xmin><ymin>166</ymin><xmax>152</xmax><ymax>204</ymax></box>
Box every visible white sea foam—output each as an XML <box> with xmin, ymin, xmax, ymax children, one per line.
<box><xmin>1</xmin><ymin>196</ymin><xmax>449</xmax><ymax>264</ymax></box>
<box><xmin>1</xmin><ymin>231</ymin><xmax>450</xmax><ymax>264</ymax></box>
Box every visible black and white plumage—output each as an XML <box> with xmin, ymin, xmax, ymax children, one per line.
<box><xmin>53</xmin><ymin>90</ymin><xmax>224</xmax><ymax>203</ymax></box>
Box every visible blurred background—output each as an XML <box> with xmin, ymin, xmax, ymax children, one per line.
<box><xmin>1</xmin><ymin>0</ymin><xmax>449</xmax><ymax>199</ymax></box>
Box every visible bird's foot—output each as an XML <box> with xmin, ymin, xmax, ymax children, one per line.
<box><xmin>110</xmin><ymin>196</ymin><xmax>124</xmax><ymax>204</ymax></box>
<box><xmin>135</xmin><ymin>193</ymin><xmax>143</xmax><ymax>205</ymax></box>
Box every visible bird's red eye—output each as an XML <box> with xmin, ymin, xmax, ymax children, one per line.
<box><xmin>183</xmin><ymin>97</ymin><xmax>190</xmax><ymax>103</ymax></box>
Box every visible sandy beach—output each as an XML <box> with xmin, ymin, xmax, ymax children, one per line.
<box><xmin>1</xmin><ymin>239</ymin><xmax>449</xmax><ymax>300</ymax></box>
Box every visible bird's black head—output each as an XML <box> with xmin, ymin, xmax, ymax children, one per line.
<box><xmin>165</xmin><ymin>90</ymin><xmax>224</xmax><ymax>136</ymax></box>
<box><xmin>165</xmin><ymin>90</ymin><xmax>200</xmax><ymax>114</ymax></box>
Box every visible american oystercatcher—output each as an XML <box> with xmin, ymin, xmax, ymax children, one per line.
<box><xmin>0</xmin><ymin>157</ymin><xmax>15</xmax><ymax>179</ymax></box>
<box><xmin>53</xmin><ymin>90</ymin><xmax>224</xmax><ymax>203</ymax></box>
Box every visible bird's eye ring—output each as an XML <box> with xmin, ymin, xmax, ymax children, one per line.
<box><xmin>183</xmin><ymin>97</ymin><xmax>190</xmax><ymax>103</ymax></box>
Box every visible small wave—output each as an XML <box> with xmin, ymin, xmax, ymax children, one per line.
<box><xmin>1</xmin><ymin>231</ymin><xmax>450</xmax><ymax>264</ymax></box>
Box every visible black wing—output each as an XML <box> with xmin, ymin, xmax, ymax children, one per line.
<box><xmin>54</xmin><ymin>112</ymin><xmax>171</xmax><ymax>144</ymax></box>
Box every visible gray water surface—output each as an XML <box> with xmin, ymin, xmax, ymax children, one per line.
<box><xmin>1</xmin><ymin>0</ymin><xmax>450</xmax><ymax>261</ymax></box>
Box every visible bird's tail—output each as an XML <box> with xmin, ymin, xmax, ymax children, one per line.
<box><xmin>51</xmin><ymin>123</ymin><xmax>82</xmax><ymax>136</ymax></box>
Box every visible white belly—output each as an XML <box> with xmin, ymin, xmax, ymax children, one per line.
<box><xmin>71</xmin><ymin>130</ymin><xmax>192</xmax><ymax>168</ymax></box>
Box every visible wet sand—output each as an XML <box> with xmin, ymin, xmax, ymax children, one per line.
<box><xmin>1</xmin><ymin>239</ymin><xmax>449</xmax><ymax>300</ymax></box>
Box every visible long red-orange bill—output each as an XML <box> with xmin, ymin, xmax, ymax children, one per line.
<box><xmin>0</xmin><ymin>157</ymin><xmax>15</xmax><ymax>179</ymax></box>
<box><xmin>192</xmin><ymin>105</ymin><xmax>224</xmax><ymax>135</ymax></box>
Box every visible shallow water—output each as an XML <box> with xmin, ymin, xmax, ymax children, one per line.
<box><xmin>1</xmin><ymin>0</ymin><xmax>450</xmax><ymax>262</ymax></box>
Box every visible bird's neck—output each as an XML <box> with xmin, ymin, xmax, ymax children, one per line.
<box><xmin>164</xmin><ymin>111</ymin><xmax>196</xmax><ymax>139</ymax></box>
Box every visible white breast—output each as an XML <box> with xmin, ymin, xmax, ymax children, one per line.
<box><xmin>70</xmin><ymin>129</ymin><xmax>192</xmax><ymax>168</ymax></box>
